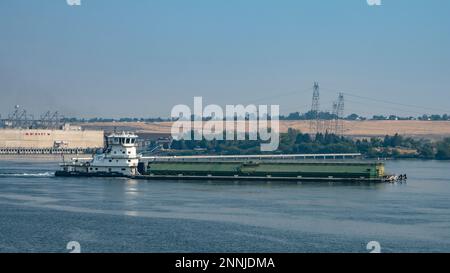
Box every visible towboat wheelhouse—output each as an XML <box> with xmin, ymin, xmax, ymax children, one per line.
<box><xmin>59</xmin><ymin>132</ymin><xmax>140</xmax><ymax>176</ymax></box>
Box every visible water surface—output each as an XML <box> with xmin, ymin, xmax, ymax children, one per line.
<box><xmin>0</xmin><ymin>159</ymin><xmax>449</xmax><ymax>253</ymax></box>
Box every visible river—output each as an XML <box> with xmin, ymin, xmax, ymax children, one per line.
<box><xmin>0</xmin><ymin>159</ymin><xmax>449</xmax><ymax>253</ymax></box>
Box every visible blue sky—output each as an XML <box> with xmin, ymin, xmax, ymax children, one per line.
<box><xmin>0</xmin><ymin>0</ymin><xmax>449</xmax><ymax>118</ymax></box>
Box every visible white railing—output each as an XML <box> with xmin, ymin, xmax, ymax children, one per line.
<box><xmin>141</xmin><ymin>153</ymin><xmax>363</xmax><ymax>162</ymax></box>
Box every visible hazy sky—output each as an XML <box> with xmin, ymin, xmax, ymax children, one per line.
<box><xmin>1</xmin><ymin>0</ymin><xmax>449</xmax><ymax>118</ymax></box>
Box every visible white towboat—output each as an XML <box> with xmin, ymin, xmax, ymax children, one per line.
<box><xmin>57</xmin><ymin>132</ymin><xmax>140</xmax><ymax>177</ymax></box>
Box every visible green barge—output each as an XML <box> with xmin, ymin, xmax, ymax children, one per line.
<box><xmin>137</xmin><ymin>154</ymin><xmax>392</xmax><ymax>183</ymax></box>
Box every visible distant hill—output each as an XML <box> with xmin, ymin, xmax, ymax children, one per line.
<box><xmin>76</xmin><ymin>120</ymin><xmax>450</xmax><ymax>141</ymax></box>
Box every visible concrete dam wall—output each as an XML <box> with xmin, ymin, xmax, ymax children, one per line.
<box><xmin>0</xmin><ymin>129</ymin><xmax>104</xmax><ymax>154</ymax></box>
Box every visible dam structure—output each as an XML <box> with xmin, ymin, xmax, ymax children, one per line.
<box><xmin>0</xmin><ymin>126</ymin><xmax>104</xmax><ymax>155</ymax></box>
<box><xmin>0</xmin><ymin>107</ymin><xmax>104</xmax><ymax>155</ymax></box>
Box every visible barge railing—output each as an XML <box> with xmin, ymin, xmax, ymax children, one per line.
<box><xmin>141</xmin><ymin>153</ymin><xmax>363</xmax><ymax>162</ymax></box>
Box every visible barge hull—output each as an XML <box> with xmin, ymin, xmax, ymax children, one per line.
<box><xmin>55</xmin><ymin>171</ymin><xmax>387</xmax><ymax>183</ymax></box>
<box><xmin>132</xmin><ymin>174</ymin><xmax>387</xmax><ymax>183</ymax></box>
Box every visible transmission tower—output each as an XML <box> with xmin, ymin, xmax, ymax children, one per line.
<box><xmin>336</xmin><ymin>93</ymin><xmax>345</xmax><ymax>135</ymax></box>
<box><xmin>309</xmin><ymin>82</ymin><xmax>321</xmax><ymax>134</ymax></box>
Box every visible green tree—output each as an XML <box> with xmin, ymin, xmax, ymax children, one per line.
<box><xmin>435</xmin><ymin>138</ymin><xmax>450</xmax><ymax>160</ymax></box>
<box><xmin>418</xmin><ymin>144</ymin><xmax>435</xmax><ymax>159</ymax></box>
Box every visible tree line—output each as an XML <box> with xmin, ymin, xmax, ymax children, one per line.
<box><xmin>167</xmin><ymin>129</ymin><xmax>450</xmax><ymax>160</ymax></box>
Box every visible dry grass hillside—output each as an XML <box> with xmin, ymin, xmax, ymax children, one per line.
<box><xmin>77</xmin><ymin>120</ymin><xmax>450</xmax><ymax>140</ymax></box>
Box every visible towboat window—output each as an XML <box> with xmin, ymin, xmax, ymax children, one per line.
<box><xmin>126</xmin><ymin>138</ymin><xmax>131</xmax><ymax>144</ymax></box>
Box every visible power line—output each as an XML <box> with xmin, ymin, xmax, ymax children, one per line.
<box><xmin>241</xmin><ymin>87</ymin><xmax>313</xmax><ymax>105</ymax></box>
<box><xmin>344</xmin><ymin>98</ymin><xmax>430</xmax><ymax>116</ymax></box>
<box><xmin>320</xmin><ymin>87</ymin><xmax>450</xmax><ymax>113</ymax></box>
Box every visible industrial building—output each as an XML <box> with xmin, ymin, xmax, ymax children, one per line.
<box><xmin>0</xmin><ymin>106</ymin><xmax>104</xmax><ymax>155</ymax></box>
